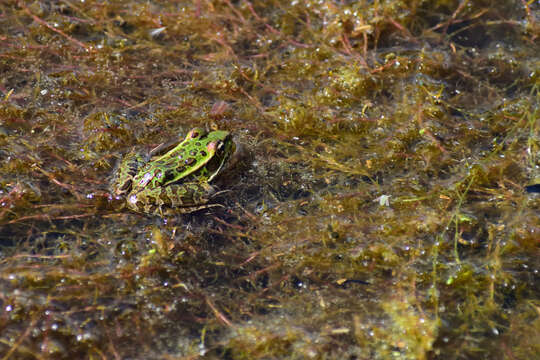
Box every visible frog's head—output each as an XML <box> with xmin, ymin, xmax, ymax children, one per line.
<box><xmin>156</xmin><ymin>128</ymin><xmax>235</xmax><ymax>185</ymax></box>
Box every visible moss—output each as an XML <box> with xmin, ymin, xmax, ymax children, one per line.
<box><xmin>0</xmin><ymin>0</ymin><xmax>539</xmax><ymax>358</ymax></box>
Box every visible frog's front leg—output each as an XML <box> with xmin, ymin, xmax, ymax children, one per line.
<box><xmin>126</xmin><ymin>183</ymin><xmax>217</xmax><ymax>215</ymax></box>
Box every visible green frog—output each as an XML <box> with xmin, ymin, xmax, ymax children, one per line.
<box><xmin>111</xmin><ymin>128</ymin><xmax>235</xmax><ymax>216</ymax></box>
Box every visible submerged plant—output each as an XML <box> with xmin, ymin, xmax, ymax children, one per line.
<box><xmin>0</xmin><ymin>0</ymin><xmax>538</xmax><ymax>358</ymax></box>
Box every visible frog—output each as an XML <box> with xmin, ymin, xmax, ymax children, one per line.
<box><xmin>111</xmin><ymin>128</ymin><xmax>235</xmax><ymax>216</ymax></box>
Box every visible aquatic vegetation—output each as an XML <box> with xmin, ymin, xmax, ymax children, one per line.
<box><xmin>0</xmin><ymin>0</ymin><xmax>538</xmax><ymax>358</ymax></box>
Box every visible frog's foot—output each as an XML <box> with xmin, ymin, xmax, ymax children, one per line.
<box><xmin>209</xmin><ymin>189</ymin><xmax>231</xmax><ymax>198</ymax></box>
<box><xmin>172</xmin><ymin>202</ymin><xmax>224</xmax><ymax>215</ymax></box>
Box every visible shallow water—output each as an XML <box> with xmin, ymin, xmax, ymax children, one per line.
<box><xmin>0</xmin><ymin>1</ymin><xmax>538</xmax><ymax>359</ymax></box>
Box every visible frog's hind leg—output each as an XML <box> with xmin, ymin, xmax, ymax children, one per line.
<box><xmin>126</xmin><ymin>183</ymin><xmax>223</xmax><ymax>215</ymax></box>
<box><xmin>164</xmin><ymin>183</ymin><xmax>223</xmax><ymax>214</ymax></box>
<box><xmin>163</xmin><ymin>183</ymin><xmax>214</xmax><ymax>207</ymax></box>
<box><xmin>111</xmin><ymin>152</ymin><xmax>146</xmax><ymax>195</ymax></box>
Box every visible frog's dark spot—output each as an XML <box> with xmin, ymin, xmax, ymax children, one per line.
<box><xmin>189</xmin><ymin>150</ymin><xmax>197</xmax><ymax>156</ymax></box>
<box><xmin>163</xmin><ymin>169</ymin><xmax>177</xmax><ymax>182</ymax></box>
<box><xmin>185</xmin><ymin>158</ymin><xmax>195</xmax><ymax>165</ymax></box>
<box><xmin>195</xmin><ymin>142</ymin><xmax>201</xmax><ymax>146</ymax></box>
<box><xmin>176</xmin><ymin>166</ymin><xmax>186</xmax><ymax>173</ymax></box>
<box><xmin>199</xmin><ymin>150</ymin><xmax>207</xmax><ymax>157</ymax></box>
<box><xmin>117</xmin><ymin>181</ymin><xmax>131</xmax><ymax>192</ymax></box>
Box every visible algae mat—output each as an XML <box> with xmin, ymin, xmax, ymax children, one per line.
<box><xmin>0</xmin><ymin>1</ymin><xmax>539</xmax><ymax>359</ymax></box>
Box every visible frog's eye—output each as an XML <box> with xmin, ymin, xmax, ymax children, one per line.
<box><xmin>187</xmin><ymin>129</ymin><xmax>200</xmax><ymax>139</ymax></box>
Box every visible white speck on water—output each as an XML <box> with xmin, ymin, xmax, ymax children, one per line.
<box><xmin>149</xmin><ymin>27</ymin><xmax>166</xmax><ymax>37</ymax></box>
<box><xmin>374</xmin><ymin>194</ymin><xmax>390</xmax><ymax>206</ymax></box>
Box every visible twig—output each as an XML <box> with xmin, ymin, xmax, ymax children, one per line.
<box><xmin>4</xmin><ymin>212</ymin><xmax>94</xmax><ymax>225</ymax></box>
<box><xmin>205</xmin><ymin>297</ymin><xmax>233</xmax><ymax>327</ymax></box>
<box><xmin>1</xmin><ymin>316</ymin><xmax>38</xmax><ymax>360</ymax></box>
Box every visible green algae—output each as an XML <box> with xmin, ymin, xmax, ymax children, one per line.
<box><xmin>0</xmin><ymin>0</ymin><xmax>539</xmax><ymax>359</ymax></box>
